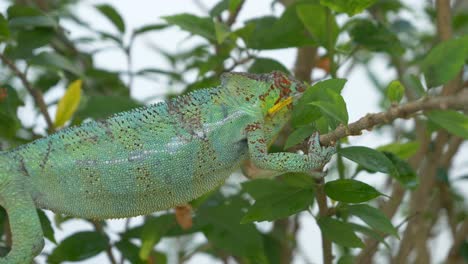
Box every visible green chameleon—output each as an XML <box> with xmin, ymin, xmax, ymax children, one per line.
<box><xmin>0</xmin><ymin>71</ymin><xmax>335</xmax><ymax>263</ymax></box>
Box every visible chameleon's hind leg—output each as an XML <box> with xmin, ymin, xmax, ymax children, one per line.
<box><xmin>0</xmin><ymin>176</ymin><xmax>44</xmax><ymax>264</ymax></box>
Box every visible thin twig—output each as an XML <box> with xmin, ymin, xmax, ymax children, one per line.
<box><xmin>225</xmin><ymin>55</ymin><xmax>255</xmax><ymax>72</ymax></box>
<box><xmin>0</xmin><ymin>53</ymin><xmax>55</xmax><ymax>132</ymax></box>
<box><xmin>226</xmin><ymin>0</ymin><xmax>245</xmax><ymax>26</ymax></box>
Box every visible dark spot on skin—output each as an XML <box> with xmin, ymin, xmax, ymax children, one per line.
<box><xmin>18</xmin><ymin>156</ymin><xmax>30</xmax><ymax>177</ymax></box>
<box><xmin>99</xmin><ymin>120</ymin><xmax>115</xmax><ymax>139</ymax></box>
<box><xmin>221</xmin><ymin>104</ymin><xmax>229</xmax><ymax>118</ymax></box>
<box><xmin>245</xmin><ymin>122</ymin><xmax>261</xmax><ymax>132</ymax></box>
<box><xmin>40</xmin><ymin>140</ymin><xmax>53</xmax><ymax>170</ymax></box>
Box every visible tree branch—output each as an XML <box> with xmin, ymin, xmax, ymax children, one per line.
<box><xmin>315</xmin><ymin>177</ymin><xmax>333</xmax><ymax>264</ymax></box>
<box><xmin>319</xmin><ymin>92</ymin><xmax>468</xmax><ymax>146</ymax></box>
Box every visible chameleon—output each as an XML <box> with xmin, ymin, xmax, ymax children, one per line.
<box><xmin>0</xmin><ymin>71</ymin><xmax>335</xmax><ymax>264</ymax></box>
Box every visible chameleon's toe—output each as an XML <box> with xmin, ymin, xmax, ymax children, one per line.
<box><xmin>307</xmin><ymin>132</ymin><xmax>335</xmax><ymax>166</ymax></box>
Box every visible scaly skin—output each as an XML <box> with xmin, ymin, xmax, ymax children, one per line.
<box><xmin>0</xmin><ymin>71</ymin><xmax>335</xmax><ymax>263</ymax></box>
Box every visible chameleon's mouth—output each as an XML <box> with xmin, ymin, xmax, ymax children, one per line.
<box><xmin>267</xmin><ymin>96</ymin><xmax>293</xmax><ymax>116</ymax></box>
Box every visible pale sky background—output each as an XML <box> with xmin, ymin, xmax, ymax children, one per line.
<box><xmin>1</xmin><ymin>0</ymin><xmax>467</xmax><ymax>263</ymax></box>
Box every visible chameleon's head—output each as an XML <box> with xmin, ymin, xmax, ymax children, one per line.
<box><xmin>221</xmin><ymin>71</ymin><xmax>306</xmax><ymax>116</ymax></box>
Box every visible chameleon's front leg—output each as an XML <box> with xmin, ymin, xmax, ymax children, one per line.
<box><xmin>0</xmin><ymin>179</ymin><xmax>44</xmax><ymax>264</ymax></box>
<box><xmin>246</xmin><ymin>121</ymin><xmax>335</xmax><ymax>174</ymax></box>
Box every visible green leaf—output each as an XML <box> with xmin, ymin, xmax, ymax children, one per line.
<box><xmin>0</xmin><ymin>86</ymin><xmax>23</xmax><ymax>138</ymax></box>
<box><xmin>86</xmin><ymin>68</ymin><xmax>129</xmax><ymax>96</ymax></box>
<box><xmin>37</xmin><ymin>209</ymin><xmax>56</xmax><ymax>244</ymax></box>
<box><xmin>241</xmin><ymin>177</ymin><xmax>314</xmax><ymax>223</ymax></box>
<box><xmin>337</xmin><ymin>255</ymin><xmax>355</xmax><ymax>264</ymax></box>
<box><xmin>249</xmin><ymin>58</ymin><xmax>289</xmax><ymax>74</ymax></box>
<box><xmin>292</xmin><ymin>78</ymin><xmax>347</xmax><ymax>127</ymax></box>
<box><xmin>421</xmin><ymin>36</ymin><xmax>468</xmax><ymax>88</ymax></box>
<box><xmin>348</xmin><ymin>19</ymin><xmax>404</xmax><ymax>55</ymax></box>
<box><xmin>385</xmin><ymin>80</ymin><xmax>405</xmax><ymax>103</ymax></box>
<box><xmin>460</xmin><ymin>240</ymin><xmax>468</xmax><ymax>262</ymax></box>
<box><xmin>7</xmin><ymin>5</ymin><xmax>41</xmax><ymax>18</ymax></box>
<box><xmin>296</xmin><ymin>4</ymin><xmax>339</xmax><ymax>47</ymax></box>
<box><xmin>115</xmin><ymin>239</ymin><xmax>145</xmax><ymax>264</ymax></box>
<box><xmin>135</xmin><ymin>68</ymin><xmax>182</xmax><ymax>81</ymax></box>
<box><xmin>346</xmin><ymin>204</ymin><xmax>399</xmax><ymax>237</ymax></box>
<box><xmin>48</xmin><ymin>232</ymin><xmax>109</xmax><ymax>263</ymax></box>
<box><xmin>338</xmin><ymin>146</ymin><xmax>397</xmax><ymax>174</ymax></box>
<box><xmin>262</xmin><ymin>234</ymin><xmax>282</xmax><ymax>264</ymax></box>
<box><xmin>9</xmin><ymin>16</ymin><xmax>57</xmax><ymax>29</ymax></box>
<box><xmin>163</xmin><ymin>13</ymin><xmax>216</xmax><ymax>41</ymax></box>
<box><xmin>7</xmin><ymin>5</ymin><xmax>57</xmax><ymax>29</ymax></box>
<box><xmin>325</xmin><ymin>179</ymin><xmax>382</xmax><ymax>203</ymax></box>
<box><xmin>317</xmin><ymin>217</ymin><xmax>364</xmax><ymax>248</ymax></box>
<box><xmin>95</xmin><ymin>4</ymin><xmax>126</xmax><ymax>33</ymax></box>
<box><xmin>198</xmin><ymin>195</ymin><xmax>263</xmax><ymax>257</ymax></box>
<box><xmin>139</xmin><ymin>214</ymin><xmax>175</xmax><ymax>260</ymax></box>
<box><xmin>210</xmin><ymin>0</ymin><xmax>230</xmax><ymax>17</ymax></box>
<box><xmin>407</xmin><ymin>74</ymin><xmax>426</xmax><ymax>98</ymax></box>
<box><xmin>54</xmin><ymin>80</ymin><xmax>82</xmax><ymax>128</ymax></box>
<box><xmin>376</xmin><ymin>141</ymin><xmax>420</xmax><ymax>159</ymax></box>
<box><xmin>310</xmin><ymin>88</ymin><xmax>348</xmax><ymax>125</ymax></box>
<box><xmin>285</xmin><ymin>125</ymin><xmax>315</xmax><ymax>149</ymax></box>
<box><xmin>239</xmin><ymin>4</ymin><xmax>315</xmax><ymax>50</ymax></box>
<box><xmin>13</xmin><ymin>28</ymin><xmax>55</xmax><ymax>58</ymax></box>
<box><xmin>133</xmin><ymin>24</ymin><xmax>167</xmax><ymax>36</ymax></box>
<box><xmin>0</xmin><ymin>14</ymin><xmax>10</xmax><ymax>42</ymax></box>
<box><xmin>35</xmin><ymin>72</ymin><xmax>61</xmax><ymax>93</ymax></box>
<box><xmin>214</xmin><ymin>20</ymin><xmax>231</xmax><ymax>44</ymax></box>
<box><xmin>427</xmin><ymin>110</ymin><xmax>468</xmax><ymax>139</ymax></box>
<box><xmin>383</xmin><ymin>152</ymin><xmax>419</xmax><ymax>189</ymax></box>
<box><xmin>30</xmin><ymin>52</ymin><xmax>82</xmax><ymax>76</ymax></box>
<box><xmin>320</xmin><ymin>0</ymin><xmax>378</xmax><ymax>16</ymax></box>
<box><xmin>348</xmin><ymin>222</ymin><xmax>390</xmax><ymax>249</ymax></box>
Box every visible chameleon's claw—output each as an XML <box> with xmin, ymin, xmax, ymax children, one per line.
<box><xmin>307</xmin><ymin>132</ymin><xmax>335</xmax><ymax>167</ymax></box>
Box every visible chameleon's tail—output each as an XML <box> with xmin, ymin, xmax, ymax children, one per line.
<box><xmin>0</xmin><ymin>155</ymin><xmax>44</xmax><ymax>264</ymax></box>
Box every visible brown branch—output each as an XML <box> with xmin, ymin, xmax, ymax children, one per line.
<box><xmin>436</xmin><ymin>0</ymin><xmax>453</xmax><ymax>41</ymax></box>
<box><xmin>446</xmin><ymin>220</ymin><xmax>468</xmax><ymax>264</ymax></box>
<box><xmin>226</xmin><ymin>0</ymin><xmax>245</xmax><ymax>26</ymax></box>
<box><xmin>315</xmin><ymin>177</ymin><xmax>333</xmax><ymax>264</ymax></box>
<box><xmin>0</xmin><ymin>53</ymin><xmax>55</xmax><ymax>132</ymax></box>
<box><xmin>319</xmin><ymin>92</ymin><xmax>468</xmax><ymax>146</ymax></box>
<box><xmin>294</xmin><ymin>47</ymin><xmax>317</xmax><ymax>83</ymax></box>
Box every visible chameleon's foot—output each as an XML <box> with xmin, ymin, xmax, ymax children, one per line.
<box><xmin>307</xmin><ymin>132</ymin><xmax>335</xmax><ymax>168</ymax></box>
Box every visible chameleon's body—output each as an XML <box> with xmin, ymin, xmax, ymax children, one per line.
<box><xmin>0</xmin><ymin>71</ymin><xmax>334</xmax><ymax>263</ymax></box>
